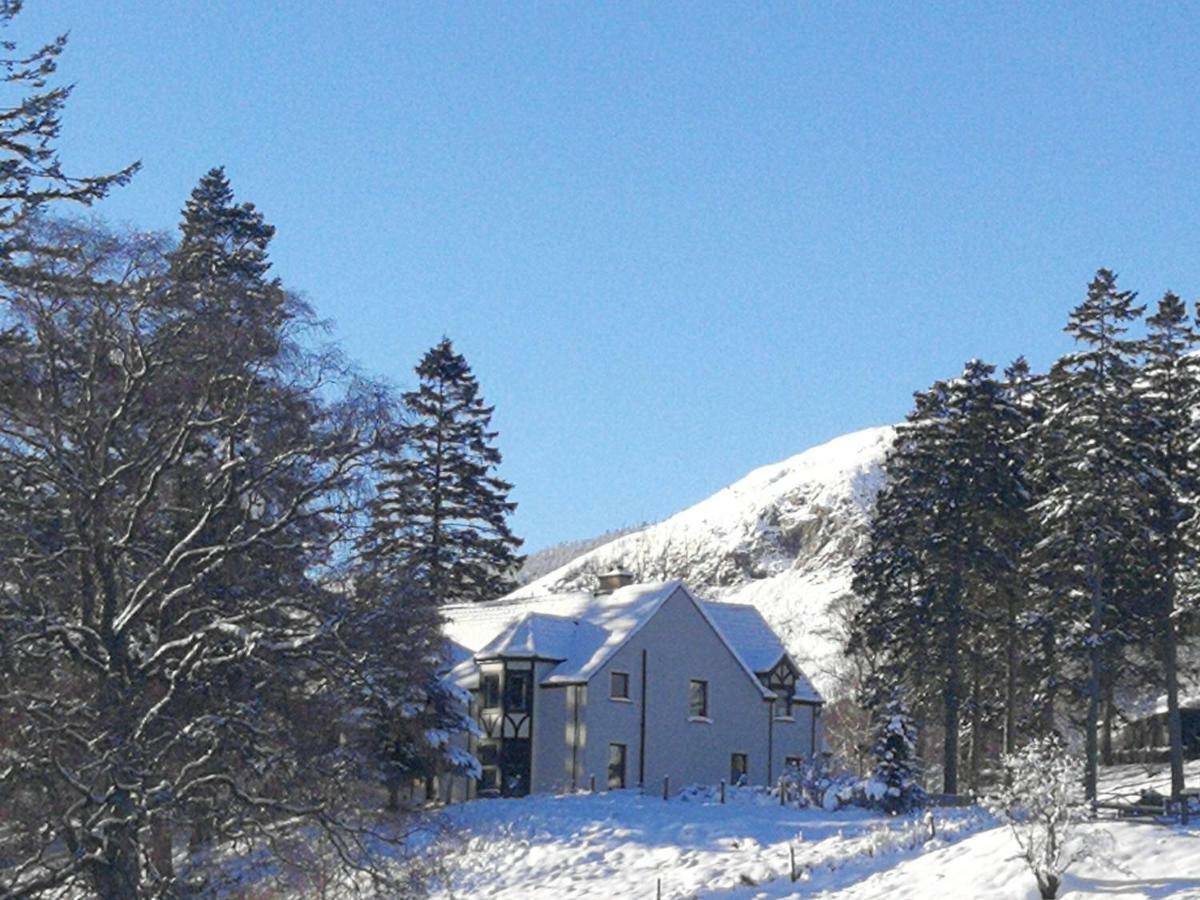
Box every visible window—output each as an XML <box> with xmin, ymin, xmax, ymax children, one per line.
<box><xmin>481</xmin><ymin>674</ymin><xmax>501</xmax><ymax>710</ymax></box>
<box><xmin>730</xmin><ymin>752</ymin><xmax>748</xmax><ymax>786</ymax></box>
<box><xmin>477</xmin><ymin>741</ymin><xmax>500</xmax><ymax>793</ymax></box>
<box><xmin>504</xmin><ymin>669</ymin><xmax>532</xmax><ymax>712</ymax></box>
<box><xmin>608</xmin><ymin>743</ymin><xmax>627</xmax><ymax>789</ymax></box>
<box><xmin>784</xmin><ymin>756</ymin><xmax>803</xmax><ymax>770</ymax></box>
<box><xmin>773</xmin><ymin>696</ymin><xmax>794</xmax><ymax>720</ymax></box>
<box><xmin>688</xmin><ymin>679</ymin><xmax>709</xmax><ymax>719</ymax></box>
<box><xmin>610</xmin><ymin>671</ymin><xmax>630</xmax><ymax>700</ymax></box>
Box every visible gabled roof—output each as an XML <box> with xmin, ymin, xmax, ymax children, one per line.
<box><xmin>702</xmin><ymin>601</ymin><xmax>822</xmax><ymax>703</ymax></box>
<box><xmin>444</xmin><ymin>581</ymin><xmax>821</xmax><ymax>704</ymax></box>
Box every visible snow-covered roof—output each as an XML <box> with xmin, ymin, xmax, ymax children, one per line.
<box><xmin>702</xmin><ymin>601</ymin><xmax>821</xmax><ymax>702</ymax></box>
<box><xmin>444</xmin><ymin>581</ymin><xmax>679</xmax><ymax>688</ymax></box>
<box><xmin>444</xmin><ymin>580</ymin><xmax>819</xmax><ymax>702</ymax></box>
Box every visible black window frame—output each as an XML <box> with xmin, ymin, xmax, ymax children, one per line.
<box><xmin>689</xmin><ymin>679</ymin><xmax>709</xmax><ymax>719</ymax></box>
<box><xmin>608</xmin><ymin>742</ymin><xmax>627</xmax><ymax>789</ymax></box>
<box><xmin>730</xmin><ymin>752</ymin><xmax>748</xmax><ymax>785</ymax></box>
<box><xmin>610</xmin><ymin>671</ymin><xmax>630</xmax><ymax>700</ymax></box>
<box><xmin>504</xmin><ymin>669</ymin><xmax>532</xmax><ymax>713</ymax></box>
<box><xmin>481</xmin><ymin>673</ymin><xmax>501</xmax><ymax>710</ymax></box>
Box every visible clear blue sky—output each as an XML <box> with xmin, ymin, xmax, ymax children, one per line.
<box><xmin>13</xmin><ymin>2</ymin><xmax>1200</xmax><ymax>550</ymax></box>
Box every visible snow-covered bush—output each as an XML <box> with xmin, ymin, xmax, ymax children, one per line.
<box><xmin>869</xmin><ymin>697</ymin><xmax>924</xmax><ymax>814</ymax></box>
<box><xmin>779</xmin><ymin>753</ymin><xmax>834</xmax><ymax>808</ymax></box>
<box><xmin>985</xmin><ymin>736</ymin><xmax>1092</xmax><ymax>899</ymax></box>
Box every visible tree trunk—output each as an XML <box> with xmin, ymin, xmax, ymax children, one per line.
<box><xmin>943</xmin><ymin>583</ymin><xmax>962</xmax><ymax>796</ymax></box>
<box><xmin>89</xmin><ymin>791</ymin><xmax>141</xmax><ymax>900</ymax></box>
<box><xmin>1101</xmin><ymin>674</ymin><xmax>1115</xmax><ymax>767</ymax></box>
<box><xmin>1084</xmin><ymin>558</ymin><xmax>1102</xmax><ymax>801</ymax></box>
<box><xmin>1040</xmin><ymin>616</ymin><xmax>1057</xmax><ymax>736</ymax></box>
<box><xmin>1005</xmin><ymin>591</ymin><xmax>1019</xmax><ymax>755</ymax></box>
<box><xmin>969</xmin><ymin>651</ymin><xmax>983</xmax><ymax>794</ymax></box>
<box><xmin>1165</xmin><ymin>594</ymin><xmax>1186</xmax><ymax>799</ymax></box>
<box><xmin>149</xmin><ymin>811</ymin><xmax>174</xmax><ymax>884</ymax></box>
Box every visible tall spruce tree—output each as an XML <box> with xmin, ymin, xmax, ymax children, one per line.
<box><xmin>1030</xmin><ymin>269</ymin><xmax>1148</xmax><ymax>799</ymax></box>
<box><xmin>1137</xmin><ymin>291</ymin><xmax>1199</xmax><ymax>800</ymax></box>
<box><xmin>368</xmin><ymin>338</ymin><xmax>522</xmax><ymax>604</ymax></box>
<box><xmin>851</xmin><ymin>360</ymin><xmax>1028</xmax><ymax>795</ymax></box>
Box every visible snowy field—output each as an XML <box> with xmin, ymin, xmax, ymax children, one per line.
<box><xmin>430</xmin><ymin>768</ymin><xmax>1200</xmax><ymax>899</ymax></box>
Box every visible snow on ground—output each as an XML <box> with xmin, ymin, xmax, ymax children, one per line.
<box><xmin>431</xmin><ymin>777</ymin><xmax>1200</xmax><ymax>899</ymax></box>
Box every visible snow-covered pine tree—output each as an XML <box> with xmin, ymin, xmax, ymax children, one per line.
<box><xmin>1030</xmin><ymin>269</ymin><xmax>1149</xmax><ymax>799</ymax></box>
<box><xmin>870</xmin><ymin>695</ymin><xmax>923</xmax><ymax>814</ymax></box>
<box><xmin>850</xmin><ymin>360</ymin><xmax>1029</xmax><ymax>795</ymax></box>
<box><xmin>367</xmin><ymin>338</ymin><xmax>523</xmax><ymax>604</ymax></box>
<box><xmin>1137</xmin><ymin>291</ymin><xmax>1199</xmax><ymax>801</ymax></box>
<box><xmin>998</xmin><ymin>357</ymin><xmax>1041</xmax><ymax>754</ymax></box>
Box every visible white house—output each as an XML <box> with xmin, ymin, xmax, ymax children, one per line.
<box><xmin>438</xmin><ymin>572</ymin><xmax>823</xmax><ymax>800</ymax></box>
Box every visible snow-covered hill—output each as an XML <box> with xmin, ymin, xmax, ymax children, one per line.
<box><xmin>512</xmin><ymin>426</ymin><xmax>895</xmax><ymax>696</ymax></box>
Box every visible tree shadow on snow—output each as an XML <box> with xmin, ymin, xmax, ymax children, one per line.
<box><xmin>1066</xmin><ymin>876</ymin><xmax>1200</xmax><ymax>898</ymax></box>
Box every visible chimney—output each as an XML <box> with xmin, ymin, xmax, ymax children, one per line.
<box><xmin>595</xmin><ymin>568</ymin><xmax>635</xmax><ymax>595</ymax></box>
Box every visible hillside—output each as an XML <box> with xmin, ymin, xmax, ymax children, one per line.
<box><xmin>512</xmin><ymin>426</ymin><xmax>895</xmax><ymax>696</ymax></box>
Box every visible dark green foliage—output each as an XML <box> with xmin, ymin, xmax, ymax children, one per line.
<box><xmin>851</xmin><ymin>359</ymin><xmax>1029</xmax><ymax>794</ymax></box>
<box><xmin>1030</xmin><ymin>270</ymin><xmax>1150</xmax><ymax>799</ymax></box>
<box><xmin>871</xmin><ymin>694</ymin><xmax>923</xmax><ymax>814</ymax></box>
<box><xmin>367</xmin><ymin>338</ymin><xmax>523</xmax><ymax>604</ymax></box>
<box><xmin>1138</xmin><ymin>292</ymin><xmax>1200</xmax><ymax>800</ymax></box>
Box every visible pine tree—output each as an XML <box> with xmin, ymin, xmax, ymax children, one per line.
<box><xmin>851</xmin><ymin>360</ymin><xmax>1028</xmax><ymax>795</ymax></box>
<box><xmin>1137</xmin><ymin>291</ymin><xmax>1199</xmax><ymax>800</ymax></box>
<box><xmin>1030</xmin><ymin>269</ymin><xmax>1148</xmax><ymax>799</ymax></box>
<box><xmin>368</xmin><ymin>338</ymin><xmax>523</xmax><ymax>604</ymax></box>
<box><xmin>167</xmin><ymin>166</ymin><xmax>287</xmax><ymax>360</ymax></box>
<box><xmin>871</xmin><ymin>694</ymin><xmax>923</xmax><ymax>814</ymax></box>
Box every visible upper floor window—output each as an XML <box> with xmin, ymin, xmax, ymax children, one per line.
<box><xmin>504</xmin><ymin>669</ymin><xmax>532</xmax><ymax>712</ymax></box>
<box><xmin>611</xmin><ymin>671</ymin><xmax>630</xmax><ymax>700</ymax></box>
<box><xmin>689</xmin><ymin>679</ymin><xmax>709</xmax><ymax>719</ymax></box>
<box><xmin>481</xmin><ymin>673</ymin><xmax>501</xmax><ymax>710</ymax></box>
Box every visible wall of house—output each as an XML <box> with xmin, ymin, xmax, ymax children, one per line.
<box><xmin>531</xmin><ymin>660</ymin><xmax>573</xmax><ymax>793</ymax></box>
<box><xmin>578</xmin><ymin>586</ymin><xmax>803</xmax><ymax>793</ymax></box>
<box><xmin>769</xmin><ymin>703</ymin><xmax>821</xmax><ymax>779</ymax></box>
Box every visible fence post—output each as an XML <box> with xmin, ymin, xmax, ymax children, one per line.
<box><xmin>719</xmin><ymin>779</ymin><xmax>725</xmax><ymax>804</ymax></box>
<box><xmin>656</xmin><ymin>877</ymin><xmax>662</xmax><ymax>899</ymax></box>
<box><xmin>662</xmin><ymin>775</ymin><xmax>669</xmax><ymax>800</ymax></box>
<box><xmin>789</xmin><ymin>844</ymin><xmax>797</xmax><ymax>882</ymax></box>
<box><xmin>590</xmin><ymin>774</ymin><xmax>596</xmax><ymax>794</ymax></box>
<box><xmin>780</xmin><ymin>777</ymin><xmax>786</xmax><ymax>806</ymax></box>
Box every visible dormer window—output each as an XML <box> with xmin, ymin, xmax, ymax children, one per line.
<box><xmin>764</xmin><ymin>657</ymin><xmax>798</xmax><ymax>720</ymax></box>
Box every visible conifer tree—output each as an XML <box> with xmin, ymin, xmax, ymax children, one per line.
<box><xmin>1137</xmin><ymin>291</ymin><xmax>1199</xmax><ymax>800</ymax></box>
<box><xmin>1030</xmin><ymin>269</ymin><xmax>1148</xmax><ymax>799</ymax></box>
<box><xmin>851</xmin><ymin>360</ymin><xmax>1028</xmax><ymax>795</ymax></box>
<box><xmin>368</xmin><ymin>338</ymin><xmax>522</xmax><ymax>604</ymax></box>
<box><xmin>871</xmin><ymin>694</ymin><xmax>923</xmax><ymax>814</ymax></box>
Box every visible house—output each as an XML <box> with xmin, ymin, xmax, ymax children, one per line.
<box><xmin>1115</xmin><ymin>697</ymin><xmax>1200</xmax><ymax>763</ymax></box>
<box><xmin>437</xmin><ymin>572</ymin><xmax>823</xmax><ymax>800</ymax></box>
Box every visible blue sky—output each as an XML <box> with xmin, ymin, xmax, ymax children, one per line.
<box><xmin>12</xmin><ymin>3</ymin><xmax>1200</xmax><ymax>550</ymax></box>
